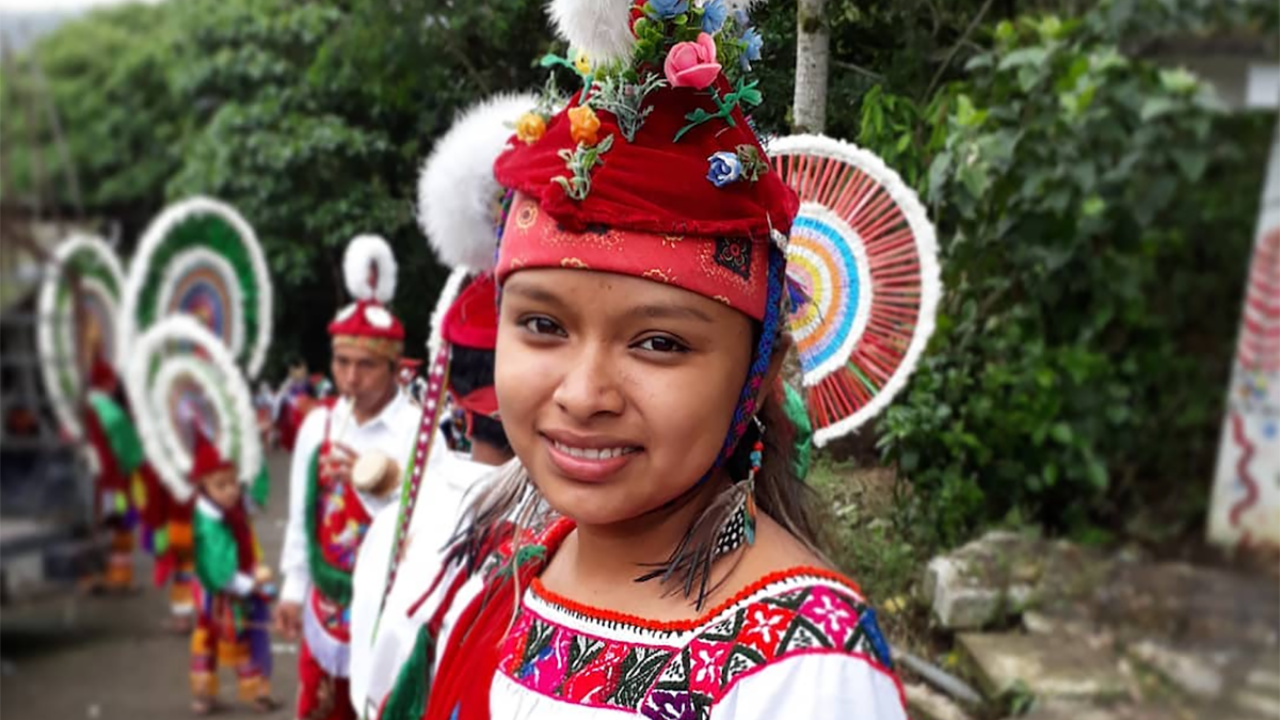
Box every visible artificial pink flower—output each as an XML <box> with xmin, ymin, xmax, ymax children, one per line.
<box><xmin>664</xmin><ymin>32</ymin><xmax>722</xmax><ymax>89</ymax></box>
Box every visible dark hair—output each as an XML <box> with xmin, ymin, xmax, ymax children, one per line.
<box><xmin>449</xmin><ymin>345</ymin><xmax>511</xmax><ymax>453</ymax></box>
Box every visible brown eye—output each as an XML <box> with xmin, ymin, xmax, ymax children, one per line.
<box><xmin>521</xmin><ymin>316</ymin><xmax>566</xmax><ymax>337</ymax></box>
<box><xmin>636</xmin><ymin>335</ymin><xmax>688</xmax><ymax>353</ymax></box>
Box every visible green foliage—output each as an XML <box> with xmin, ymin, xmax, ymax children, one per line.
<box><xmin>4</xmin><ymin>0</ymin><xmax>554</xmax><ymax>376</ymax></box>
<box><xmin>875</xmin><ymin>3</ymin><xmax>1273</xmax><ymax>543</ymax></box>
<box><xmin>806</xmin><ymin>459</ymin><xmax>928</xmax><ymax>641</ymax></box>
<box><xmin>2</xmin><ymin>3</ymin><xmax>184</xmax><ymax>217</ymax></box>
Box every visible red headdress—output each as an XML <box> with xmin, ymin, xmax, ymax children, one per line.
<box><xmin>189</xmin><ymin>425</ymin><xmax>233</xmax><ymax>481</ymax></box>
<box><xmin>440</xmin><ymin>273</ymin><xmax>501</xmax><ymax>419</ymax></box>
<box><xmin>328</xmin><ymin>235</ymin><xmax>405</xmax><ymax>359</ymax></box>
<box><xmin>492</xmin><ymin>1</ymin><xmax>798</xmax><ymax>321</ymax></box>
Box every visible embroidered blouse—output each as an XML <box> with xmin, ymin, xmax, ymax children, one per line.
<box><xmin>476</xmin><ymin>522</ymin><xmax>909</xmax><ymax>720</ymax></box>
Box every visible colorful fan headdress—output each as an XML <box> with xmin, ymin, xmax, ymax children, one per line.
<box><xmin>37</xmin><ymin>233</ymin><xmax>126</xmax><ymax>438</ymax></box>
<box><xmin>124</xmin><ymin>315</ymin><xmax>262</xmax><ymax>503</ymax></box>
<box><xmin>329</xmin><ymin>235</ymin><xmax>405</xmax><ymax>360</ymax></box>
<box><xmin>769</xmin><ymin>134</ymin><xmax>941</xmax><ymax>446</ymax></box>
<box><xmin>119</xmin><ymin>197</ymin><xmax>274</xmax><ymax>378</ymax></box>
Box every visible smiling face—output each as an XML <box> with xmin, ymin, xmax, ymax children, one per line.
<box><xmin>496</xmin><ymin>269</ymin><xmax>754</xmax><ymax>527</ymax></box>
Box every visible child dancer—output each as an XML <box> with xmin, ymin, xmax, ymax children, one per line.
<box><xmin>189</xmin><ymin>431</ymin><xmax>277</xmax><ymax>715</ymax></box>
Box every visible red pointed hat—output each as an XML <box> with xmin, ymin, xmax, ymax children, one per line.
<box><xmin>88</xmin><ymin>349</ymin><xmax>118</xmax><ymax>392</ymax></box>
<box><xmin>190</xmin><ymin>427</ymin><xmax>232</xmax><ymax>481</ymax></box>
<box><xmin>329</xmin><ymin>235</ymin><xmax>406</xmax><ymax>358</ymax></box>
<box><xmin>492</xmin><ymin>2</ymin><xmax>798</xmax><ymax>321</ymax></box>
<box><xmin>441</xmin><ymin>273</ymin><xmax>499</xmax><ymax>351</ymax></box>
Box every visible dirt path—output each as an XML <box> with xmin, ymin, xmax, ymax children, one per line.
<box><xmin>1</xmin><ymin>450</ymin><xmax>299</xmax><ymax>720</ymax></box>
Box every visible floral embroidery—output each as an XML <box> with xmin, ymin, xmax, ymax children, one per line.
<box><xmin>514</xmin><ymin>199</ymin><xmax>539</xmax><ymax>230</ymax></box>
<box><xmin>643</xmin><ymin>268</ymin><xmax>676</xmax><ymax>284</ymax></box>
<box><xmin>712</xmin><ymin>237</ymin><xmax>752</xmax><ymax>281</ymax></box>
<box><xmin>499</xmin><ymin>575</ymin><xmax>890</xmax><ymax>719</ymax></box>
<box><xmin>542</xmin><ymin>220</ymin><xmax>626</xmax><ymax>251</ymax></box>
<box><xmin>317</xmin><ymin>480</ymin><xmax>370</xmax><ymax>572</ymax></box>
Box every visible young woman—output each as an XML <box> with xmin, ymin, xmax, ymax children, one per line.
<box><xmin>410</xmin><ymin>2</ymin><xmax>937</xmax><ymax>718</ymax></box>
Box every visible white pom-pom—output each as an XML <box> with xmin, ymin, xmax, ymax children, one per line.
<box><xmin>417</xmin><ymin>92</ymin><xmax>539</xmax><ymax>271</ymax></box>
<box><xmin>548</xmin><ymin>0</ymin><xmax>637</xmax><ymax>64</ymax></box>
<box><xmin>364</xmin><ymin>306</ymin><xmax>393</xmax><ymax>329</ymax></box>
<box><xmin>342</xmin><ymin>235</ymin><xmax>397</xmax><ymax>303</ymax></box>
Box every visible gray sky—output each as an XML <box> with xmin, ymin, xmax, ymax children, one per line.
<box><xmin>0</xmin><ymin>0</ymin><xmax>163</xmax><ymax>11</ymax></box>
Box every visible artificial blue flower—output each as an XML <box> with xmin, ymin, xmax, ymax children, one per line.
<box><xmin>648</xmin><ymin>0</ymin><xmax>689</xmax><ymax>20</ymax></box>
<box><xmin>707</xmin><ymin>151</ymin><xmax>743</xmax><ymax>188</ymax></box>
<box><xmin>740</xmin><ymin>26</ymin><xmax>764</xmax><ymax>70</ymax></box>
<box><xmin>701</xmin><ymin>0</ymin><xmax>728</xmax><ymax>33</ymax></box>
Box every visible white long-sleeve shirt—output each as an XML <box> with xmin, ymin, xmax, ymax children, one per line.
<box><xmin>279</xmin><ymin>389</ymin><xmax>421</xmax><ymax>605</ymax></box>
<box><xmin>348</xmin><ymin>429</ymin><xmax>497</xmax><ymax>718</ymax></box>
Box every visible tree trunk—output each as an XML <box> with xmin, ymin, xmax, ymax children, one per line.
<box><xmin>793</xmin><ymin>0</ymin><xmax>829</xmax><ymax>134</ymax></box>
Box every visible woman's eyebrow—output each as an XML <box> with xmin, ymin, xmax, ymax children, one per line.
<box><xmin>624</xmin><ymin>303</ymin><xmax>714</xmax><ymax>323</ymax></box>
<box><xmin>502</xmin><ymin>282</ymin><xmax>563</xmax><ymax>305</ymax></box>
<box><xmin>504</xmin><ymin>281</ymin><xmax>713</xmax><ymax>323</ymax></box>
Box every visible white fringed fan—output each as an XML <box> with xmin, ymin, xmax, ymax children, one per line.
<box><xmin>770</xmin><ymin>134</ymin><xmax>942</xmax><ymax>447</ymax></box>
<box><xmin>125</xmin><ymin>315</ymin><xmax>262</xmax><ymax>502</ymax></box>
<box><xmin>36</xmin><ymin>234</ymin><xmax>126</xmax><ymax>438</ymax></box>
<box><xmin>120</xmin><ymin>197</ymin><xmax>274</xmax><ymax>378</ymax></box>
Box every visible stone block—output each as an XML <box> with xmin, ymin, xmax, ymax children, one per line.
<box><xmin>958</xmin><ymin>632</ymin><xmax>1128</xmax><ymax>703</ymax></box>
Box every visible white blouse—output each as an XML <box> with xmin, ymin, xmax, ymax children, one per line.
<box><xmin>486</xmin><ymin>551</ymin><xmax>909</xmax><ymax>720</ymax></box>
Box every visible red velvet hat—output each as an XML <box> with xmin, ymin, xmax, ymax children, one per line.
<box><xmin>329</xmin><ymin>235</ymin><xmax>405</xmax><ymax>359</ymax></box>
<box><xmin>441</xmin><ymin>273</ymin><xmax>499</xmax><ymax>351</ymax></box>
<box><xmin>492</xmin><ymin>0</ymin><xmax>798</xmax><ymax>321</ymax></box>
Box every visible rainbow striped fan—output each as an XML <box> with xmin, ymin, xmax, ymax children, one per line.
<box><xmin>36</xmin><ymin>234</ymin><xmax>126</xmax><ymax>438</ymax></box>
<box><xmin>125</xmin><ymin>315</ymin><xmax>261</xmax><ymax>502</ymax></box>
<box><xmin>120</xmin><ymin>197</ymin><xmax>273</xmax><ymax>378</ymax></box>
<box><xmin>770</xmin><ymin>134</ymin><xmax>941</xmax><ymax>447</ymax></box>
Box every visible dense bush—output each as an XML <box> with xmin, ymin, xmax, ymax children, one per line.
<box><xmin>874</xmin><ymin>7</ymin><xmax>1274</xmax><ymax>544</ymax></box>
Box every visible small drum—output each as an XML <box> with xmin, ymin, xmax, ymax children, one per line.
<box><xmin>351</xmin><ymin>451</ymin><xmax>400</xmax><ymax>498</ymax></box>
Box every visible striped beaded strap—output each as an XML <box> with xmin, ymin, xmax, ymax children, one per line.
<box><xmin>373</xmin><ymin>346</ymin><xmax>451</xmax><ymax>633</ymax></box>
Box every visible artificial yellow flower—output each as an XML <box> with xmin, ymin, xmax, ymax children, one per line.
<box><xmin>515</xmin><ymin>112</ymin><xmax>547</xmax><ymax>144</ymax></box>
<box><xmin>568</xmin><ymin>105</ymin><xmax>601</xmax><ymax>146</ymax></box>
<box><xmin>574</xmin><ymin>51</ymin><xmax>591</xmax><ymax>75</ymax></box>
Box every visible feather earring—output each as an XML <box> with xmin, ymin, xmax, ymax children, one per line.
<box><xmin>636</xmin><ymin>415</ymin><xmax>765</xmax><ymax>609</ymax></box>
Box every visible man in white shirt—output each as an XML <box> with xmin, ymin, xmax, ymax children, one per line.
<box><xmin>274</xmin><ymin>236</ymin><xmax>420</xmax><ymax>720</ymax></box>
<box><xmin>348</xmin><ymin>273</ymin><xmax>513</xmax><ymax>720</ymax></box>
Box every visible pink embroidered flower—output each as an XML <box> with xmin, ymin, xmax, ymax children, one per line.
<box><xmin>664</xmin><ymin>32</ymin><xmax>722</xmax><ymax>89</ymax></box>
